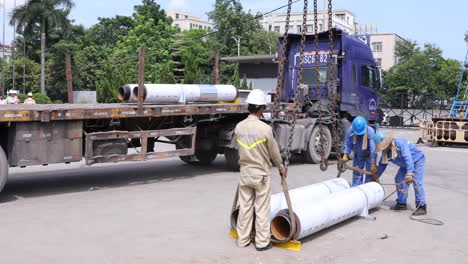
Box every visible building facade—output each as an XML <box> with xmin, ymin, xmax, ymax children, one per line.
<box><xmin>359</xmin><ymin>33</ymin><xmax>406</xmax><ymax>70</ymax></box>
<box><xmin>167</xmin><ymin>10</ymin><xmax>214</xmax><ymax>32</ymax></box>
<box><xmin>0</xmin><ymin>44</ymin><xmax>13</xmax><ymax>63</ymax></box>
<box><xmin>261</xmin><ymin>9</ymin><xmax>356</xmax><ymax>35</ymax></box>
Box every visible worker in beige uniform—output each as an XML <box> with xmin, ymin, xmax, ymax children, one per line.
<box><xmin>235</xmin><ymin>89</ymin><xmax>286</xmax><ymax>251</ymax></box>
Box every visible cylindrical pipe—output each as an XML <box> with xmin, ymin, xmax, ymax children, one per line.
<box><xmin>230</xmin><ymin>178</ymin><xmax>350</xmax><ymax>230</ymax></box>
<box><xmin>118</xmin><ymin>84</ymin><xmax>137</xmax><ymax>103</ymax></box>
<box><xmin>271</xmin><ymin>182</ymin><xmax>385</xmax><ymax>241</ymax></box>
<box><xmin>130</xmin><ymin>84</ymin><xmax>238</xmax><ymax>104</ymax></box>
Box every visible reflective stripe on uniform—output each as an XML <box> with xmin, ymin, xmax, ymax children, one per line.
<box><xmin>237</xmin><ymin>139</ymin><xmax>267</xmax><ymax>150</ymax></box>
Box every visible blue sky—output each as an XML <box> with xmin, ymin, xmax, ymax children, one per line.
<box><xmin>2</xmin><ymin>0</ymin><xmax>467</xmax><ymax>60</ymax></box>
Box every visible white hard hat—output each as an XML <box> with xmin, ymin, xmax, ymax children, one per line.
<box><xmin>27</xmin><ymin>92</ymin><xmax>33</xmax><ymax>97</ymax></box>
<box><xmin>246</xmin><ymin>89</ymin><xmax>267</xmax><ymax>105</ymax></box>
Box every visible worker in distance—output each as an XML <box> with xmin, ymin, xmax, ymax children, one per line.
<box><xmin>374</xmin><ymin>131</ymin><xmax>427</xmax><ymax>215</ymax></box>
<box><xmin>234</xmin><ymin>89</ymin><xmax>287</xmax><ymax>251</ymax></box>
<box><xmin>342</xmin><ymin>116</ymin><xmax>378</xmax><ymax>186</ymax></box>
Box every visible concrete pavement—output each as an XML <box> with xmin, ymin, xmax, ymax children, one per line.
<box><xmin>0</xmin><ymin>128</ymin><xmax>467</xmax><ymax>264</ymax></box>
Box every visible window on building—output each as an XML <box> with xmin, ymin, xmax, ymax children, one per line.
<box><xmin>176</xmin><ymin>13</ymin><xmax>179</xmax><ymax>19</ymax></box>
<box><xmin>185</xmin><ymin>15</ymin><xmax>188</xmax><ymax>19</ymax></box>
<box><xmin>199</xmin><ymin>25</ymin><xmax>202</xmax><ymax>29</ymax></box>
<box><xmin>319</xmin><ymin>24</ymin><xmax>323</xmax><ymax>31</ymax></box>
<box><xmin>375</xmin><ymin>58</ymin><xmax>382</xmax><ymax>67</ymax></box>
<box><xmin>175</xmin><ymin>24</ymin><xmax>179</xmax><ymax>28</ymax></box>
<box><xmin>208</xmin><ymin>27</ymin><xmax>211</xmax><ymax>31</ymax></box>
<box><xmin>288</xmin><ymin>25</ymin><xmax>293</xmax><ymax>32</ymax></box>
<box><xmin>360</xmin><ymin>65</ymin><xmax>375</xmax><ymax>89</ymax></box>
<box><xmin>190</xmin><ymin>23</ymin><xmax>192</xmax><ymax>29</ymax></box>
<box><xmin>306</xmin><ymin>25</ymin><xmax>313</xmax><ymax>33</ymax></box>
<box><xmin>297</xmin><ymin>25</ymin><xmax>302</xmax><ymax>33</ymax></box>
<box><xmin>372</xmin><ymin>42</ymin><xmax>382</xmax><ymax>52</ymax></box>
<box><xmin>274</xmin><ymin>26</ymin><xmax>280</xmax><ymax>33</ymax></box>
<box><xmin>352</xmin><ymin>64</ymin><xmax>357</xmax><ymax>84</ymax></box>
<box><xmin>269</xmin><ymin>25</ymin><xmax>272</xmax><ymax>32</ymax></box>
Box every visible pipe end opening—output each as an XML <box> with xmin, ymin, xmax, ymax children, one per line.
<box><xmin>271</xmin><ymin>215</ymin><xmax>292</xmax><ymax>241</ymax></box>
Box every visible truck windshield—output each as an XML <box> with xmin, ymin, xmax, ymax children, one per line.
<box><xmin>302</xmin><ymin>67</ymin><xmax>328</xmax><ymax>86</ymax></box>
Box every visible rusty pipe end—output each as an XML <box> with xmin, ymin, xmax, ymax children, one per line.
<box><xmin>271</xmin><ymin>213</ymin><xmax>292</xmax><ymax>241</ymax></box>
<box><xmin>118</xmin><ymin>85</ymin><xmax>130</xmax><ymax>101</ymax></box>
<box><xmin>132</xmin><ymin>85</ymin><xmax>147</xmax><ymax>101</ymax></box>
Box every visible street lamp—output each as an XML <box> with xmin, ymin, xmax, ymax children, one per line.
<box><xmin>231</xmin><ymin>36</ymin><xmax>241</xmax><ymax>57</ymax></box>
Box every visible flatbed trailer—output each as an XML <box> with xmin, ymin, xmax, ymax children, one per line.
<box><xmin>0</xmin><ymin>102</ymin><xmax>299</xmax><ymax>193</ymax></box>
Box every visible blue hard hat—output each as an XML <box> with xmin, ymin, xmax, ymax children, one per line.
<box><xmin>375</xmin><ymin>131</ymin><xmax>387</xmax><ymax>145</ymax></box>
<box><xmin>352</xmin><ymin>116</ymin><xmax>367</xmax><ymax>135</ymax></box>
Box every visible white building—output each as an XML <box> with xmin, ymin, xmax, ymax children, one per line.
<box><xmin>362</xmin><ymin>33</ymin><xmax>406</xmax><ymax>70</ymax></box>
<box><xmin>0</xmin><ymin>44</ymin><xmax>13</xmax><ymax>63</ymax></box>
<box><xmin>167</xmin><ymin>10</ymin><xmax>214</xmax><ymax>32</ymax></box>
<box><xmin>261</xmin><ymin>9</ymin><xmax>356</xmax><ymax>35</ymax></box>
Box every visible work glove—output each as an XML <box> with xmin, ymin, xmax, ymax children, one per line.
<box><xmin>342</xmin><ymin>154</ymin><xmax>350</xmax><ymax>162</ymax></box>
<box><xmin>404</xmin><ymin>173</ymin><xmax>415</xmax><ymax>184</ymax></box>
<box><xmin>370</xmin><ymin>164</ymin><xmax>378</xmax><ymax>174</ymax></box>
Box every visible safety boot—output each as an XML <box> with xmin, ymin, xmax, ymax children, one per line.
<box><xmin>412</xmin><ymin>205</ymin><xmax>427</xmax><ymax>216</ymax></box>
<box><xmin>390</xmin><ymin>203</ymin><xmax>407</xmax><ymax>211</ymax></box>
<box><xmin>255</xmin><ymin>242</ymin><xmax>273</xmax><ymax>252</ymax></box>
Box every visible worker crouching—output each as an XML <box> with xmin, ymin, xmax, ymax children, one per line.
<box><xmin>343</xmin><ymin>116</ymin><xmax>377</xmax><ymax>186</ymax></box>
<box><xmin>374</xmin><ymin>131</ymin><xmax>427</xmax><ymax>216</ymax></box>
<box><xmin>234</xmin><ymin>89</ymin><xmax>286</xmax><ymax>251</ymax></box>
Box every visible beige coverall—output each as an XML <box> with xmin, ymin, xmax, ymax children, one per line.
<box><xmin>234</xmin><ymin>115</ymin><xmax>283</xmax><ymax>248</ymax></box>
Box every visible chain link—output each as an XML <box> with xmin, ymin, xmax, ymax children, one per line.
<box><xmin>313</xmin><ymin>0</ymin><xmax>327</xmax><ymax>170</ymax></box>
<box><xmin>271</xmin><ymin>0</ymin><xmax>293</xmax><ymax>120</ymax></box>
<box><xmin>326</xmin><ymin>0</ymin><xmax>343</xmax><ymax>167</ymax></box>
<box><xmin>284</xmin><ymin>0</ymin><xmax>309</xmax><ymax>168</ymax></box>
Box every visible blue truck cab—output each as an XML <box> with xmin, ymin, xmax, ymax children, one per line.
<box><xmin>280</xmin><ymin>28</ymin><xmax>381</xmax><ymax>122</ymax></box>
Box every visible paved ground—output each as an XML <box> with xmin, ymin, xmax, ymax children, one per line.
<box><xmin>0</xmin><ymin>128</ymin><xmax>467</xmax><ymax>264</ymax></box>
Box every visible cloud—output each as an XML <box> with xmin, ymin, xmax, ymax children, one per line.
<box><xmin>167</xmin><ymin>0</ymin><xmax>190</xmax><ymax>11</ymax></box>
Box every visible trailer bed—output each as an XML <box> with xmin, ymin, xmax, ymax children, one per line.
<box><xmin>0</xmin><ymin>103</ymin><xmax>252</xmax><ymax>122</ymax></box>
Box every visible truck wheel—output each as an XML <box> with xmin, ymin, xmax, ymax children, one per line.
<box><xmin>225</xmin><ymin>148</ymin><xmax>240</xmax><ymax>171</ymax></box>
<box><xmin>194</xmin><ymin>138</ymin><xmax>218</xmax><ymax>165</ymax></box>
<box><xmin>0</xmin><ymin>146</ymin><xmax>8</xmax><ymax>193</ymax></box>
<box><xmin>305</xmin><ymin>125</ymin><xmax>332</xmax><ymax>164</ymax></box>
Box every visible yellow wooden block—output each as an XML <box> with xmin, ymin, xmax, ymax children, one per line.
<box><xmin>229</xmin><ymin>228</ymin><xmax>301</xmax><ymax>252</ymax></box>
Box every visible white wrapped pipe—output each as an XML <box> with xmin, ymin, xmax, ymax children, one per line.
<box><xmin>271</xmin><ymin>182</ymin><xmax>385</xmax><ymax>241</ymax></box>
<box><xmin>129</xmin><ymin>84</ymin><xmax>238</xmax><ymax>104</ymax></box>
<box><xmin>230</xmin><ymin>178</ymin><xmax>350</xmax><ymax>230</ymax></box>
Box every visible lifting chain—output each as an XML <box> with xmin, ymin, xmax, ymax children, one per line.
<box><xmin>271</xmin><ymin>0</ymin><xmax>293</xmax><ymax>119</ymax></box>
<box><xmin>313</xmin><ymin>0</ymin><xmax>327</xmax><ymax>171</ymax></box>
<box><xmin>325</xmin><ymin>0</ymin><xmax>344</xmax><ymax>173</ymax></box>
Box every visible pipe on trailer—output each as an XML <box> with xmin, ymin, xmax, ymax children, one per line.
<box><xmin>270</xmin><ymin>182</ymin><xmax>385</xmax><ymax>241</ymax></box>
<box><xmin>230</xmin><ymin>178</ymin><xmax>350</xmax><ymax>230</ymax></box>
<box><xmin>130</xmin><ymin>84</ymin><xmax>238</xmax><ymax>104</ymax></box>
<box><xmin>118</xmin><ymin>84</ymin><xmax>137</xmax><ymax>103</ymax></box>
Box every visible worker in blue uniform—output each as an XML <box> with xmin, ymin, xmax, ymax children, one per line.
<box><xmin>374</xmin><ymin>131</ymin><xmax>427</xmax><ymax>216</ymax></box>
<box><xmin>343</xmin><ymin>116</ymin><xmax>377</xmax><ymax>186</ymax></box>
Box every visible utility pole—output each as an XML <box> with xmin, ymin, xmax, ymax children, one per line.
<box><xmin>2</xmin><ymin>0</ymin><xmax>5</xmax><ymax>95</ymax></box>
<box><xmin>12</xmin><ymin>0</ymin><xmax>16</xmax><ymax>92</ymax></box>
<box><xmin>231</xmin><ymin>36</ymin><xmax>241</xmax><ymax>57</ymax></box>
<box><xmin>65</xmin><ymin>54</ymin><xmax>73</xmax><ymax>104</ymax></box>
<box><xmin>214</xmin><ymin>51</ymin><xmax>220</xmax><ymax>84</ymax></box>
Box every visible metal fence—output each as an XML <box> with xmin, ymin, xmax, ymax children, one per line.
<box><xmin>379</xmin><ymin>92</ymin><xmax>451</xmax><ymax>127</ymax></box>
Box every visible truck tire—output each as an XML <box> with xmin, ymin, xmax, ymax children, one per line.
<box><xmin>194</xmin><ymin>138</ymin><xmax>218</xmax><ymax>165</ymax></box>
<box><xmin>305</xmin><ymin>125</ymin><xmax>332</xmax><ymax>164</ymax></box>
<box><xmin>225</xmin><ymin>148</ymin><xmax>240</xmax><ymax>171</ymax></box>
<box><xmin>0</xmin><ymin>146</ymin><xmax>8</xmax><ymax>193</ymax></box>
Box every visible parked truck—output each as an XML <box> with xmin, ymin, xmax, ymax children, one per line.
<box><xmin>0</xmin><ymin>29</ymin><xmax>381</xmax><ymax>193</ymax></box>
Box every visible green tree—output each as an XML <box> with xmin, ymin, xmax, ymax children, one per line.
<box><xmin>175</xmin><ymin>29</ymin><xmax>210</xmax><ymax>84</ymax></box>
<box><xmin>3</xmin><ymin>56</ymin><xmax>41</xmax><ymax>94</ymax></box>
<box><xmin>240</xmin><ymin>74</ymin><xmax>248</xmax><ymax>90</ymax></box>
<box><xmin>384</xmin><ymin>40</ymin><xmax>461</xmax><ymax>104</ymax></box>
<box><xmin>248</xmin><ymin>80</ymin><xmax>253</xmax><ymax>90</ymax></box>
<box><xmin>10</xmin><ymin>0</ymin><xmax>74</xmax><ymax>95</ymax></box>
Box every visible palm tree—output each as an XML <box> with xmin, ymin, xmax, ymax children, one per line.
<box><xmin>10</xmin><ymin>0</ymin><xmax>74</xmax><ymax>95</ymax></box>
